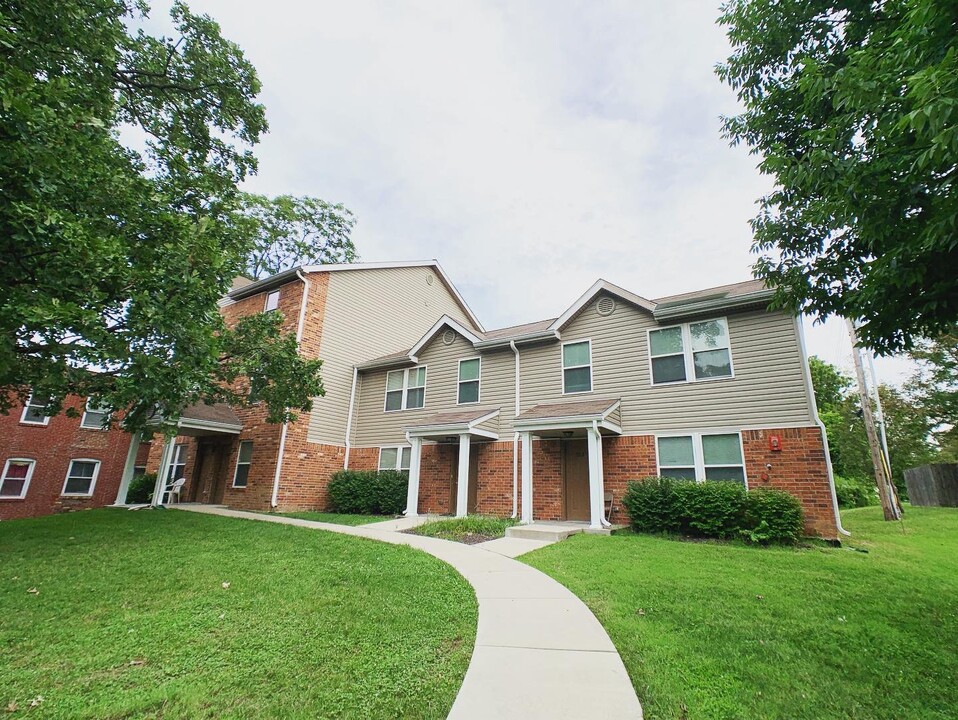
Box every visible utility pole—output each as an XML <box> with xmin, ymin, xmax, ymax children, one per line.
<box><xmin>846</xmin><ymin>319</ymin><xmax>902</xmax><ymax>520</ymax></box>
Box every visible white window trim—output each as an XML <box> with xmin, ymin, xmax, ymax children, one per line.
<box><xmin>232</xmin><ymin>441</ymin><xmax>253</xmax><ymax>488</ymax></box>
<box><xmin>61</xmin><ymin>458</ymin><xmax>101</xmax><ymax>497</ymax></box>
<box><xmin>80</xmin><ymin>399</ymin><xmax>110</xmax><ymax>430</ymax></box>
<box><xmin>19</xmin><ymin>393</ymin><xmax>51</xmax><ymax>426</ymax></box>
<box><xmin>1</xmin><ymin>458</ymin><xmax>36</xmax><ymax>500</ymax></box>
<box><xmin>561</xmin><ymin>339</ymin><xmax>593</xmax><ymax>395</ymax></box>
<box><xmin>654</xmin><ymin>431</ymin><xmax>748</xmax><ymax>488</ymax></box>
<box><xmin>647</xmin><ymin>317</ymin><xmax>735</xmax><ymax>387</ymax></box>
<box><xmin>378</xmin><ymin>445</ymin><xmax>412</xmax><ymax>471</ymax></box>
<box><xmin>383</xmin><ymin>365</ymin><xmax>428</xmax><ymax>412</ymax></box>
<box><xmin>264</xmin><ymin>289</ymin><xmax>280</xmax><ymax>312</ymax></box>
<box><xmin>457</xmin><ymin>357</ymin><xmax>482</xmax><ymax>405</ymax></box>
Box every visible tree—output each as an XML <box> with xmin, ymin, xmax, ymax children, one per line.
<box><xmin>0</xmin><ymin>1</ymin><xmax>323</xmax><ymax>431</ymax></box>
<box><xmin>718</xmin><ymin>1</ymin><xmax>958</xmax><ymax>354</ymax></box>
<box><xmin>907</xmin><ymin>327</ymin><xmax>958</xmax><ymax>460</ymax></box>
<box><xmin>809</xmin><ymin>356</ymin><xmax>851</xmax><ymax>413</ymax></box>
<box><xmin>240</xmin><ymin>194</ymin><xmax>357</xmax><ymax>279</ymax></box>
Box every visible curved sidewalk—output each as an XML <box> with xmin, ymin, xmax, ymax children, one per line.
<box><xmin>173</xmin><ymin>505</ymin><xmax>642</xmax><ymax>719</ymax></box>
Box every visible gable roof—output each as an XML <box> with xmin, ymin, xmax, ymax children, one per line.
<box><xmin>548</xmin><ymin>279</ymin><xmax>655</xmax><ymax>332</ymax></box>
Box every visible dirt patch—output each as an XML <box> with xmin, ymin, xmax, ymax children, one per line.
<box><xmin>402</xmin><ymin>529</ymin><xmax>497</xmax><ymax>545</ymax></box>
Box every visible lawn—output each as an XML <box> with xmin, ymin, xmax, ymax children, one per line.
<box><xmin>276</xmin><ymin>511</ymin><xmax>392</xmax><ymax>526</ymax></box>
<box><xmin>409</xmin><ymin>515</ymin><xmax>518</xmax><ymax>544</ymax></box>
<box><xmin>0</xmin><ymin>509</ymin><xmax>476</xmax><ymax>719</ymax></box>
<box><xmin>523</xmin><ymin>505</ymin><xmax>958</xmax><ymax>720</ymax></box>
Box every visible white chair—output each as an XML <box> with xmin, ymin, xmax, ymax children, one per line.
<box><xmin>163</xmin><ymin>477</ymin><xmax>186</xmax><ymax>505</ymax></box>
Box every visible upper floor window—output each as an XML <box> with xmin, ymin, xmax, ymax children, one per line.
<box><xmin>649</xmin><ymin>318</ymin><xmax>732</xmax><ymax>385</ymax></box>
<box><xmin>656</xmin><ymin>432</ymin><xmax>745</xmax><ymax>486</ymax></box>
<box><xmin>232</xmin><ymin>441</ymin><xmax>253</xmax><ymax>488</ymax></box>
<box><xmin>80</xmin><ymin>400</ymin><xmax>110</xmax><ymax>430</ymax></box>
<box><xmin>0</xmin><ymin>459</ymin><xmax>35</xmax><ymax>499</ymax></box>
<box><xmin>62</xmin><ymin>459</ymin><xmax>100</xmax><ymax>496</ymax></box>
<box><xmin>562</xmin><ymin>340</ymin><xmax>592</xmax><ymax>394</ymax></box>
<box><xmin>458</xmin><ymin>358</ymin><xmax>481</xmax><ymax>404</ymax></box>
<box><xmin>264</xmin><ymin>290</ymin><xmax>280</xmax><ymax>312</ymax></box>
<box><xmin>384</xmin><ymin>367</ymin><xmax>426</xmax><ymax>411</ymax></box>
<box><xmin>20</xmin><ymin>393</ymin><xmax>51</xmax><ymax>425</ymax></box>
<box><xmin>379</xmin><ymin>446</ymin><xmax>412</xmax><ymax>472</ymax></box>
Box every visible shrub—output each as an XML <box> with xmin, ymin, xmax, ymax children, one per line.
<box><xmin>834</xmin><ymin>475</ymin><xmax>877</xmax><ymax>508</ymax></box>
<box><xmin>327</xmin><ymin>470</ymin><xmax>408</xmax><ymax>515</ymax></box>
<box><xmin>127</xmin><ymin>473</ymin><xmax>156</xmax><ymax>504</ymax></box>
<box><xmin>623</xmin><ymin>477</ymin><xmax>805</xmax><ymax>545</ymax></box>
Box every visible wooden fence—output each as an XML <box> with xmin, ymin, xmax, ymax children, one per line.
<box><xmin>904</xmin><ymin>464</ymin><xmax>958</xmax><ymax>507</ymax></box>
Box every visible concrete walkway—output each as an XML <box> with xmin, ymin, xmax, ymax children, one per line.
<box><xmin>172</xmin><ymin>505</ymin><xmax>642</xmax><ymax>719</ymax></box>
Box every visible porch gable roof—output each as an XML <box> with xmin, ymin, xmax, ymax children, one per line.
<box><xmin>404</xmin><ymin>407</ymin><xmax>500</xmax><ymax>439</ymax></box>
<box><xmin>514</xmin><ymin>398</ymin><xmax>622</xmax><ymax>434</ymax></box>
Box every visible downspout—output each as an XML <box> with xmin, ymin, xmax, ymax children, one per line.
<box><xmin>510</xmin><ymin>340</ymin><xmax>520</xmax><ymax>518</ymax></box>
<box><xmin>593</xmin><ymin>419</ymin><xmax>611</xmax><ymax>528</ymax></box>
<box><xmin>271</xmin><ymin>270</ymin><xmax>310</xmax><ymax>508</ymax></box>
<box><xmin>343</xmin><ymin>366</ymin><xmax>358</xmax><ymax>469</ymax></box>
<box><xmin>796</xmin><ymin>316</ymin><xmax>850</xmax><ymax>536</ymax></box>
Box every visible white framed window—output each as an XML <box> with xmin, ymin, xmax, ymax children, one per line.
<box><xmin>232</xmin><ymin>441</ymin><xmax>253</xmax><ymax>488</ymax></box>
<box><xmin>264</xmin><ymin>290</ymin><xmax>280</xmax><ymax>312</ymax></box>
<box><xmin>458</xmin><ymin>358</ymin><xmax>481</xmax><ymax>404</ymax></box>
<box><xmin>384</xmin><ymin>366</ymin><xmax>427</xmax><ymax>412</ymax></box>
<box><xmin>80</xmin><ymin>400</ymin><xmax>110</xmax><ymax>430</ymax></box>
<box><xmin>167</xmin><ymin>444</ymin><xmax>188</xmax><ymax>481</ymax></box>
<box><xmin>562</xmin><ymin>340</ymin><xmax>592</xmax><ymax>394</ymax></box>
<box><xmin>656</xmin><ymin>432</ymin><xmax>746</xmax><ymax>486</ymax></box>
<box><xmin>0</xmin><ymin>459</ymin><xmax>35</xmax><ymax>499</ymax></box>
<box><xmin>62</xmin><ymin>459</ymin><xmax>101</xmax><ymax>496</ymax></box>
<box><xmin>378</xmin><ymin>446</ymin><xmax>412</xmax><ymax>472</ymax></box>
<box><xmin>20</xmin><ymin>393</ymin><xmax>52</xmax><ymax>425</ymax></box>
<box><xmin>649</xmin><ymin>317</ymin><xmax>733</xmax><ymax>385</ymax></box>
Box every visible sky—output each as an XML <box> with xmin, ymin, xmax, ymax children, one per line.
<box><xmin>148</xmin><ymin>0</ymin><xmax>913</xmax><ymax>385</ymax></box>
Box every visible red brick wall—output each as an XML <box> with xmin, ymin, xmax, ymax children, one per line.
<box><xmin>0</xmin><ymin>395</ymin><xmax>133</xmax><ymax>520</ymax></box>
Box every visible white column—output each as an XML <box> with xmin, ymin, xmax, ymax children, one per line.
<box><xmin>520</xmin><ymin>431</ymin><xmax>533</xmax><ymax>524</ymax></box>
<box><xmin>587</xmin><ymin>427</ymin><xmax>605</xmax><ymax>529</ymax></box>
<box><xmin>151</xmin><ymin>436</ymin><xmax>176</xmax><ymax>507</ymax></box>
<box><xmin>113</xmin><ymin>431</ymin><xmax>142</xmax><ymax>505</ymax></box>
<box><xmin>405</xmin><ymin>436</ymin><xmax>423</xmax><ymax>517</ymax></box>
<box><xmin>456</xmin><ymin>433</ymin><xmax>471</xmax><ymax>518</ymax></box>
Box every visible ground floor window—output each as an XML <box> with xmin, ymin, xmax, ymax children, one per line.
<box><xmin>378</xmin><ymin>446</ymin><xmax>411</xmax><ymax>472</ymax></box>
<box><xmin>232</xmin><ymin>441</ymin><xmax>253</xmax><ymax>488</ymax></box>
<box><xmin>656</xmin><ymin>432</ymin><xmax>746</xmax><ymax>485</ymax></box>
<box><xmin>1</xmin><ymin>458</ymin><xmax>35</xmax><ymax>499</ymax></box>
<box><xmin>168</xmin><ymin>444</ymin><xmax>188</xmax><ymax>481</ymax></box>
<box><xmin>62</xmin><ymin>459</ymin><xmax>101</xmax><ymax>496</ymax></box>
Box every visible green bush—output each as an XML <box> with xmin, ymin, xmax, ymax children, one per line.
<box><xmin>127</xmin><ymin>473</ymin><xmax>156</xmax><ymax>504</ymax></box>
<box><xmin>327</xmin><ymin>470</ymin><xmax>408</xmax><ymax>515</ymax></box>
<box><xmin>623</xmin><ymin>477</ymin><xmax>805</xmax><ymax>544</ymax></box>
<box><xmin>834</xmin><ymin>475</ymin><xmax>877</xmax><ymax>508</ymax></box>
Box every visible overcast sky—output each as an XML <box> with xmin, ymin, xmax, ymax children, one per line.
<box><xmin>150</xmin><ymin>0</ymin><xmax>912</xmax><ymax>385</ymax></box>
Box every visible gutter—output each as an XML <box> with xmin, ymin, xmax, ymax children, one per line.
<box><xmin>474</xmin><ymin>330</ymin><xmax>559</xmax><ymax>351</ymax></box>
<box><xmin>510</xmin><ymin>340</ymin><xmax>520</xmax><ymax>518</ymax></box>
<box><xmin>652</xmin><ymin>290</ymin><xmax>775</xmax><ymax>322</ymax></box>
<box><xmin>271</xmin><ymin>269</ymin><xmax>310</xmax><ymax>508</ymax></box>
<box><xmin>343</xmin><ymin>366</ymin><xmax>359</xmax><ymax>469</ymax></box>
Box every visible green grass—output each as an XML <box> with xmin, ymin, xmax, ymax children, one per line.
<box><xmin>411</xmin><ymin>515</ymin><xmax>518</xmax><ymax>543</ymax></box>
<box><xmin>276</xmin><ymin>511</ymin><xmax>393</xmax><ymax>526</ymax></box>
<box><xmin>0</xmin><ymin>509</ymin><xmax>476</xmax><ymax>719</ymax></box>
<box><xmin>523</xmin><ymin>505</ymin><xmax>958</xmax><ymax>720</ymax></box>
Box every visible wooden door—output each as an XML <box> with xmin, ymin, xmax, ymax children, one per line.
<box><xmin>209</xmin><ymin>444</ymin><xmax>228</xmax><ymax>504</ymax></box>
<box><xmin>563</xmin><ymin>439</ymin><xmax>590</xmax><ymax>521</ymax></box>
<box><xmin>449</xmin><ymin>443</ymin><xmax>480</xmax><ymax>515</ymax></box>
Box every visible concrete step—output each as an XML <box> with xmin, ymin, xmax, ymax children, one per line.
<box><xmin>506</xmin><ymin>523</ymin><xmax>588</xmax><ymax>542</ymax></box>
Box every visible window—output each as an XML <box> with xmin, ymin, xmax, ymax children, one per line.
<box><xmin>0</xmin><ymin>459</ymin><xmax>35</xmax><ymax>499</ymax></box>
<box><xmin>20</xmin><ymin>394</ymin><xmax>51</xmax><ymax>425</ymax></box>
<box><xmin>384</xmin><ymin>367</ymin><xmax>427</xmax><ymax>411</ymax></box>
<box><xmin>62</xmin><ymin>459</ymin><xmax>100</xmax><ymax>496</ymax></box>
<box><xmin>378</xmin><ymin>446</ymin><xmax>412</xmax><ymax>472</ymax></box>
<box><xmin>264</xmin><ymin>290</ymin><xmax>280</xmax><ymax>312</ymax></box>
<box><xmin>656</xmin><ymin>433</ymin><xmax>746</xmax><ymax>485</ymax></box>
<box><xmin>232</xmin><ymin>441</ymin><xmax>253</xmax><ymax>488</ymax></box>
<box><xmin>649</xmin><ymin>318</ymin><xmax>733</xmax><ymax>385</ymax></box>
<box><xmin>80</xmin><ymin>400</ymin><xmax>110</xmax><ymax>430</ymax></box>
<box><xmin>458</xmin><ymin>358</ymin><xmax>481</xmax><ymax>404</ymax></box>
<box><xmin>168</xmin><ymin>444</ymin><xmax>188</xmax><ymax>481</ymax></box>
<box><xmin>562</xmin><ymin>340</ymin><xmax>592</xmax><ymax>394</ymax></box>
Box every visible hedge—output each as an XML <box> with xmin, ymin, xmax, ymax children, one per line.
<box><xmin>622</xmin><ymin>477</ymin><xmax>805</xmax><ymax>544</ymax></box>
<box><xmin>127</xmin><ymin>473</ymin><xmax>156</xmax><ymax>504</ymax></box>
<box><xmin>834</xmin><ymin>474</ymin><xmax>877</xmax><ymax>508</ymax></box>
<box><xmin>327</xmin><ymin>470</ymin><xmax>408</xmax><ymax>515</ymax></box>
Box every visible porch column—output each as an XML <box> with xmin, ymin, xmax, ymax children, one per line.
<box><xmin>404</xmin><ymin>436</ymin><xmax>423</xmax><ymax>517</ymax></box>
<box><xmin>520</xmin><ymin>431</ymin><xmax>533</xmax><ymax>523</ymax></box>
<box><xmin>455</xmin><ymin>433</ymin><xmax>471</xmax><ymax>518</ymax></box>
<box><xmin>151</xmin><ymin>436</ymin><xmax>176</xmax><ymax>507</ymax></box>
<box><xmin>113</xmin><ymin>431</ymin><xmax>142</xmax><ymax>505</ymax></box>
<box><xmin>587</xmin><ymin>427</ymin><xmax>606</xmax><ymax>529</ymax></box>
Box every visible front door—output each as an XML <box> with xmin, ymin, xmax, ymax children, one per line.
<box><xmin>449</xmin><ymin>443</ymin><xmax>480</xmax><ymax>515</ymax></box>
<box><xmin>563</xmin><ymin>439</ymin><xmax>590</xmax><ymax>521</ymax></box>
<box><xmin>191</xmin><ymin>441</ymin><xmax>228</xmax><ymax>504</ymax></box>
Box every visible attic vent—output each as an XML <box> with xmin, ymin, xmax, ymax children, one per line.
<box><xmin>442</xmin><ymin>329</ymin><xmax>456</xmax><ymax>345</ymax></box>
<box><xmin>596</xmin><ymin>296</ymin><xmax>616</xmax><ymax>317</ymax></box>
<box><xmin>426</xmin><ymin>274</ymin><xmax>434</xmax><ymax>285</ymax></box>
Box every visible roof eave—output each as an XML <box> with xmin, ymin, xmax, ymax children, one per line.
<box><xmin>474</xmin><ymin>330</ymin><xmax>560</xmax><ymax>350</ymax></box>
<box><xmin>652</xmin><ymin>290</ymin><xmax>777</xmax><ymax>321</ymax></box>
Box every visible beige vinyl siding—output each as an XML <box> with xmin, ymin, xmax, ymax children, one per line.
<box><xmin>353</xmin><ymin>331</ymin><xmax>517</xmax><ymax>447</ymax></box>
<box><xmin>476</xmin><ymin>415</ymin><xmax>501</xmax><ymax>436</ymax></box>
<box><xmin>518</xmin><ymin>294</ymin><xmax>814</xmax><ymax>432</ymax></box>
<box><xmin>306</xmin><ymin>266</ymin><xmax>476</xmax><ymax>446</ymax></box>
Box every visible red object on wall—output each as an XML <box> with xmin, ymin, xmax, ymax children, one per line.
<box><xmin>769</xmin><ymin>434</ymin><xmax>782</xmax><ymax>452</ymax></box>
